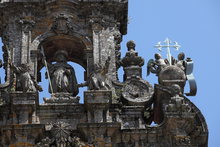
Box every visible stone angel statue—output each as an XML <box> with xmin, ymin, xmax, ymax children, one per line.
<box><xmin>10</xmin><ymin>63</ymin><xmax>43</xmax><ymax>92</ymax></box>
<box><xmin>147</xmin><ymin>53</ymin><xmax>168</xmax><ymax>76</ymax></box>
<box><xmin>79</xmin><ymin>57</ymin><xmax>111</xmax><ymax>90</ymax></box>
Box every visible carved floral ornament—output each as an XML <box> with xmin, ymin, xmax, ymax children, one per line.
<box><xmin>35</xmin><ymin>121</ymin><xmax>93</xmax><ymax>147</ymax></box>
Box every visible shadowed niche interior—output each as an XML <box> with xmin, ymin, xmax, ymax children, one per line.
<box><xmin>39</xmin><ymin>35</ymin><xmax>87</xmax><ymax>68</ymax></box>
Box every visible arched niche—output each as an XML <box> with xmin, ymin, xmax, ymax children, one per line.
<box><xmin>30</xmin><ymin>31</ymin><xmax>93</xmax><ymax>83</ymax></box>
<box><xmin>40</xmin><ymin>35</ymin><xmax>87</xmax><ymax>68</ymax></box>
<box><xmin>36</xmin><ymin>34</ymin><xmax>91</xmax><ymax>83</ymax></box>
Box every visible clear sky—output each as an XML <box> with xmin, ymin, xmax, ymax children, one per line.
<box><xmin>0</xmin><ymin>0</ymin><xmax>219</xmax><ymax>146</ymax></box>
<box><xmin>123</xmin><ymin>1</ymin><xmax>220</xmax><ymax>146</ymax></box>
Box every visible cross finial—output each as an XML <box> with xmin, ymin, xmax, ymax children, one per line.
<box><xmin>154</xmin><ymin>38</ymin><xmax>181</xmax><ymax>65</ymax></box>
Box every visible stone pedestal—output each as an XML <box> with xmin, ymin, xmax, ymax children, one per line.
<box><xmin>38</xmin><ymin>104</ymin><xmax>86</xmax><ymax>130</ymax></box>
<box><xmin>84</xmin><ymin>90</ymin><xmax>112</xmax><ymax>123</ymax></box>
<box><xmin>120</xmin><ymin>106</ymin><xmax>147</xmax><ymax>129</ymax></box>
<box><xmin>10</xmin><ymin>92</ymin><xmax>38</xmax><ymax>124</ymax></box>
<box><xmin>43</xmin><ymin>93</ymin><xmax>79</xmax><ymax>104</ymax></box>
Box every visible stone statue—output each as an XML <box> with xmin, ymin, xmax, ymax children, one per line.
<box><xmin>79</xmin><ymin>57</ymin><xmax>111</xmax><ymax>90</ymax></box>
<box><xmin>45</xmin><ymin>50</ymin><xmax>78</xmax><ymax>96</ymax></box>
<box><xmin>147</xmin><ymin>53</ymin><xmax>167</xmax><ymax>76</ymax></box>
<box><xmin>10</xmin><ymin>63</ymin><xmax>42</xmax><ymax>92</ymax></box>
<box><xmin>175</xmin><ymin>52</ymin><xmax>185</xmax><ymax>71</ymax></box>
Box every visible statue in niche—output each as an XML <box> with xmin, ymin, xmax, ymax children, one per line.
<box><xmin>10</xmin><ymin>63</ymin><xmax>42</xmax><ymax>92</ymax></box>
<box><xmin>46</xmin><ymin>50</ymin><xmax>79</xmax><ymax>96</ymax></box>
<box><xmin>147</xmin><ymin>53</ymin><xmax>168</xmax><ymax>76</ymax></box>
<box><xmin>79</xmin><ymin>57</ymin><xmax>111</xmax><ymax>90</ymax></box>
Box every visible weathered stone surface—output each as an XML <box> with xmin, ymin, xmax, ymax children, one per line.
<box><xmin>0</xmin><ymin>0</ymin><xmax>207</xmax><ymax>147</ymax></box>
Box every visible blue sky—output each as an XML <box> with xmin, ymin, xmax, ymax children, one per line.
<box><xmin>123</xmin><ymin>1</ymin><xmax>220</xmax><ymax>146</ymax></box>
<box><xmin>0</xmin><ymin>0</ymin><xmax>219</xmax><ymax>146</ymax></box>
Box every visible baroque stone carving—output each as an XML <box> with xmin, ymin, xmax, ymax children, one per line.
<box><xmin>79</xmin><ymin>57</ymin><xmax>111</xmax><ymax>90</ymax></box>
<box><xmin>19</xmin><ymin>18</ymin><xmax>36</xmax><ymax>33</ymax></box>
<box><xmin>120</xmin><ymin>40</ymin><xmax>153</xmax><ymax>107</ymax></box>
<box><xmin>148</xmin><ymin>50</ymin><xmax>197</xmax><ymax>96</ymax></box>
<box><xmin>122</xmin><ymin>77</ymin><xmax>153</xmax><ymax>106</ymax></box>
<box><xmin>114</xmin><ymin>31</ymin><xmax>122</xmax><ymax>81</ymax></box>
<box><xmin>120</xmin><ymin>40</ymin><xmax>144</xmax><ymax>68</ymax></box>
<box><xmin>0</xmin><ymin>1</ymin><xmax>208</xmax><ymax>147</ymax></box>
<box><xmin>175</xmin><ymin>52</ymin><xmax>186</xmax><ymax>71</ymax></box>
<box><xmin>35</xmin><ymin>121</ymin><xmax>90</xmax><ymax>147</ymax></box>
<box><xmin>45</xmin><ymin>50</ymin><xmax>79</xmax><ymax>96</ymax></box>
<box><xmin>10</xmin><ymin>63</ymin><xmax>42</xmax><ymax>92</ymax></box>
<box><xmin>147</xmin><ymin>53</ymin><xmax>168</xmax><ymax>76</ymax></box>
<box><xmin>162</xmin><ymin>84</ymin><xmax>191</xmax><ymax>113</ymax></box>
<box><xmin>51</xmin><ymin>13</ymin><xmax>80</xmax><ymax>35</ymax></box>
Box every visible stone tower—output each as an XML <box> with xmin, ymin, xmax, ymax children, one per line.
<box><xmin>0</xmin><ymin>0</ymin><xmax>208</xmax><ymax>147</ymax></box>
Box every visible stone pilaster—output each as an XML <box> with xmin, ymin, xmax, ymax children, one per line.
<box><xmin>84</xmin><ymin>90</ymin><xmax>112</xmax><ymax>123</ymax></box>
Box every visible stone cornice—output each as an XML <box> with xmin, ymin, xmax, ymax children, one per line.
<box><xmin>0</xmin><ymin>0</ymin><xmax>128</xmax><ymax>34</ymax></box>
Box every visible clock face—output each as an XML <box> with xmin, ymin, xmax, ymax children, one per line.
<box><xmin>122</xmin><ymin>78</ymin><xmax>154</xmax><ymax>106</ymax></box>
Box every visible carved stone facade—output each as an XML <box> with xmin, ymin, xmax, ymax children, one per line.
<box><xmin>0</xmin><ymin>0</ymin><xmax>208</xmax><ymax>147</ymax></box>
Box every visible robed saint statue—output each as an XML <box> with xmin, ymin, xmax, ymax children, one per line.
<box><xmin>45</xmin><ymin>50</ymin><xmax>79</xmax><ymax>96</ymax></box>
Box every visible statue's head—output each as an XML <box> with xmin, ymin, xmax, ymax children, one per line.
<box><xmin>54</xmin><ymin>50</ymin><xmax>68</xmax><ymax>62</ymax></box>
<box><xmin>178</xmin><ymin>52</ymin><xmax>185</xmax><ymax>60</ymax></box>
<box><xmin>155</xmin><ymin>53</ymin><xmax>162</xmax><ymax>60</ymax></box>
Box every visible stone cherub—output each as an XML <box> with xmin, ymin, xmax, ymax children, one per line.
<box><xmin>147</xmin><ymin>53</ymin><xmax>168</xmax><ymax>76</ymax></box>
<box><xmin>44</xmin><ymin>50</ymin><xmax>79</xmax><ymax>96</ymax></box>
<box><xmin>147</xmin><ymin>52</ymin><xmax>187</xmax><ymax>76</ymax></box>
<box><xmin>175</xmin><ymin>52</ymin><xmax>186</xmax><ymax>71</ymax></box>
<box><xmin>79</xmin><ymin>57</ymin><xmax>111</xmax><ymax>90</ymax></box>
<box><xmin>10</xmin><ymin>63</ymin><xmax>42</xmax><ymax>92</ymax></box>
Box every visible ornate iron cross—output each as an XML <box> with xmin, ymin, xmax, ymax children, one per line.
<box><xmin>154</xmin><ymin>38</ymin><xmax>181</xmax><ymax>65</ymax></box>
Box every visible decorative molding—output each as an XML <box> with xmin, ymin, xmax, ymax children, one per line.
<box><xmin>51</xmin><ymin>13</ymin><xmax>80</xmax><ymax>35</ymax></box>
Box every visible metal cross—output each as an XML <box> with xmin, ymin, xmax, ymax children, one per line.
<box><xmin>154</xmin><ymin>38</ymin><xmax>181</xmax><ymax>65</ymax></box>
